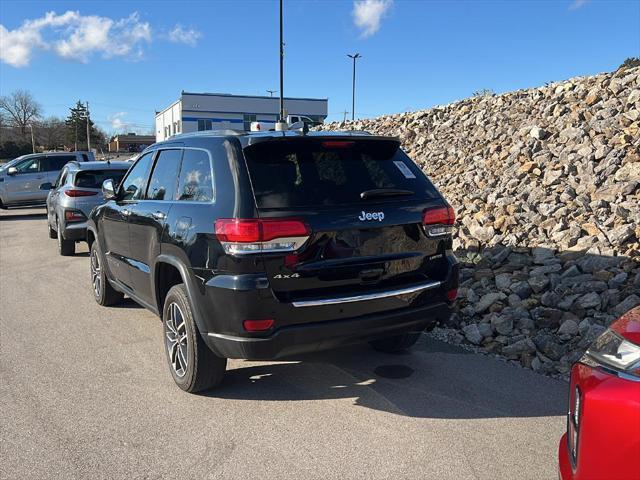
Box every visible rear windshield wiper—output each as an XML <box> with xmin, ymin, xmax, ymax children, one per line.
<box><xmin>360</xmin><ymin>188</ymin><xmax>414</xmax><ymax>200</ymax></box>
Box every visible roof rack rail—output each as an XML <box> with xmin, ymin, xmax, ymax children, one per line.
<box><xmin>169</xmin><ymin>129</ymin><xmax>245</xmax><ymax>140</ymax></box>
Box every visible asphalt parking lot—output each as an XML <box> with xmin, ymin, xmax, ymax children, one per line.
<box><xmin>0</xmin><ymin>207</ymin><xmax>567</xmax><ymax>480</ymax></box>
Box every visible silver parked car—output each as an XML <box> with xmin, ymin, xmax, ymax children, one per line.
<box><xmin>45</xmin><ymin>161</ymin><xmax>129</xmax><ymax>256</ymax></box>
<box><xmin>0</xmin><ymin>151</ymin><xmax>95</xmax><ymax>209</ymax></box>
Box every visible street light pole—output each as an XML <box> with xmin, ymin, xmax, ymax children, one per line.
<box><xmin>28</xmin><ymin>124</ymin><xmax>35</xmax><ymax>153</ymax></box>
<box><xmin>86</xmin><ymin>101</ymin><xmax>91</xmax><ymax>151</ymax></box>
<box><xmin>267</xmin><ymin>90</ymin><xmax>277</xmax><ymax>97</ymax></box>
<box><xmin>347</xmin><ymin>53</ymin><xmax>361</xmax><ymax>121</ymax></box>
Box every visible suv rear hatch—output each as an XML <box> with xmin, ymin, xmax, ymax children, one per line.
<box><xmin>239</xmin><ymin>135</ymin><xmax>454</xmax><ymax>304</ymax></box>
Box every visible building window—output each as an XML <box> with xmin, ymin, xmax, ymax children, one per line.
<box><xmin>243</xmin><ymin>114</ymin><xmax>257</xmax><ymax>131</ymax></box>
<box><xmin>198</xmin><ymin>119</ymin><xmax>213</xmax><ymax>131</ymax></box>
<box><xmin>177</xmin><ymin>121</ymin><xmax>181</xmax><ymax>133</ymax></box>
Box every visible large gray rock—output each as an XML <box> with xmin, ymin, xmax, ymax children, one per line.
<box><xmin>474</xmin><ymin>292</ymin><xmax>507</xmax><ymax>313</ymax></box>
<box><xmin>575</xmin><ymin>292</ymin><xmax>601</xmax><ymax>310</ymax></box>
<box><xmin>558</xmin><ymin>319</ymin><xmax>579</xmax><ymax>336</ymax></box>
<box><xmin>613</xmin><ymin>295</ymin><xmax>640</xmax><ymax>317</ymax></box>
<box><xmin>491</xmin><ymin>314</ymin><xmax>514</xmax><ymax>336</ymax></box>
<box><xmin>502</xmin><ymin>338</ymin><xmax>537</xmax><ymax>356</ymax></box>
<box><xmin>462</xmin><ymin>324</ymin><xmax>483</xmax><ymax>345</ymax></box>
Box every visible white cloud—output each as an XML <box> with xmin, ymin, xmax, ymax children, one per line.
<box><xmin>352</xmin><ymin>0</ymin><xmax>393</xmax><ymax>38</ymax></box>
<box><xmin>108</xmin><ymin>112</ymin><xmax>132</xmax><ymax>131</ymax></box>
<box><xmin>168</xmin><ymin>24</ymin><xmax>202</xmax><ymax>47</ymax></box>
<box><xmin>568</xmin><ymin>0</ymin><xmax>588</xmax><ymax>10</ymax></box>
<box><xmin>0</xmin><ymin>11</ymin><xmax>151</xmax><ymax>67</ymax></box>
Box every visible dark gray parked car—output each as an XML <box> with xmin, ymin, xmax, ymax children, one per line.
<box><xmin>45</xmin><ymin>161</ymin><xmax>129</xmax><ymax>255</ymax></box>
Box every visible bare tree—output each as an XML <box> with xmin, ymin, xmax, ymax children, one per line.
<box><xmin>0</xmin><ymin>90</ymin><xmax>42</xmax><ymax>135</ymax></box>
<box><xmin>36</xmin><ymin>117</ymin><xmax>67</xmax><ymax>150</ymax></box>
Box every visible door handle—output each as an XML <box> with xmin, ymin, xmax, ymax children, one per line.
<box><xmin>152</xmin><ymin>211</ymin><xmax>166</xmax><ymax>220</ymax></box>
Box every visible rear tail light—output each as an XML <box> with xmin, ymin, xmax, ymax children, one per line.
<box><xmin>64</xmin><ymin>189</ymin><xmax>98</xmax><ymax>197</ymax></box>
<box><xmin>64</xmin><ymin>210</ymin><xmax>86</xmax><ymax>222</ymax></box>
<box><xmin>243</xmin><ymin>319</ymin><xmax>275</xmax><ymax>332</ymax></box>
<box><xmin>446</xmin><ymin>289</ymin><xmax>458</xmax><ymax>302</ymax></box>
<box><xmin>422</xmin><ymin>205</ymin><xmax>455</xmax><ymax>237</ymax></box>
<box><xmin>215</xmin><ymin>218</ymin><xmax>311</xmax><ymax>255</ymax></box>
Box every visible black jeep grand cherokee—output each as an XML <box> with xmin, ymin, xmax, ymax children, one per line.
<box><xmin>87</xmin><ymin>130</ymin><xmax>459</xmax><ymax>392</ymax></box>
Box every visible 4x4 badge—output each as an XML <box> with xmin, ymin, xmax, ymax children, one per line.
<box><xmin>274</xmin><ymin>273</ymin><xmax>300</xmax><ymax>279</ymax></box>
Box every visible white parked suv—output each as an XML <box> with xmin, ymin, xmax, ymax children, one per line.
<box><xmin>0</xmin><ymin>151</ymin><xmax>94</xmax><ymax>209</ymax></box>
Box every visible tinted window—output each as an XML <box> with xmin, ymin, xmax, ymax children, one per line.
<box><xmin>147</xmin><ymin>149</ymin><xmax>182</xmax><ymax>200</ymax></box>
<box><xmin>176</xmin><ymin>149</ymin><xmax>214</xmax><ymax>202</ymax></box>
<box><xmin>43</xmin><ymin>156</ymin><xmax>76</xmax><ymax>171</ymax></box>
<box><xmin>75</xmin><ymin>170</ymin><xmax>128</xmax><ymax>189</ymax></box>
<box><xmin>244</xmin><ymin>139</ymin><xmax>439</xmax><ymax>208</ymax></box>
<box><xmin>120</xmin><ymin>153</ymin><xmax>154</xmax><ymax>201</ymax></box>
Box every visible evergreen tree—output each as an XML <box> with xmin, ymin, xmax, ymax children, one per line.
<box><xmin>65</xmin><ymin>101</ymin><xmax>100</xmax><ymax>150</ymax></box>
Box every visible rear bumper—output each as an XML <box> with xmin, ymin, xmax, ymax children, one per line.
<box><xmin>203</xmin><ymin>301</ymin><xmax>450</xmax><ymax>359</ymax></box>
<box><xmin>62</xmin><ymin>221</ymin><xmax>87</xmax><ymax>241</ymax></box>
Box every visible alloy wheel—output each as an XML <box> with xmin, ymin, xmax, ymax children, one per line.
<box><xmin>165</xmin><ymin>302</ymin><xmax>189</xmax><ymax>377</ymax></box>
<box><xmin>90</xmin><ymin>248</ymin><xmax>101</xmax><ymax>297</ymax></box>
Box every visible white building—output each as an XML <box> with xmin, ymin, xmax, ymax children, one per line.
<box><xmin>155</xmin><ymin>92</ymin><xmax>328</xmax><ymax>141</ymax></box>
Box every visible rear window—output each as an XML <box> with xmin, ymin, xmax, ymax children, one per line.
<box><xmin>243</xmin><ymin>138</ymin><xmax>439</xmax><ymax>208</ymax></box>
<box><xmin>74</xmin><ymin>169</ymin><xmax>127</xmax><ymax>189</ymax></box>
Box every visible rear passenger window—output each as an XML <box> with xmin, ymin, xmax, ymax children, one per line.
<box><xmin>147</xmin><ymin>149</ymin><xmax>182</xmax><ymax>200</ymax></box>
<box><xmin>43</xmin><ymin>156</ymin><xmax>75</xmax><ymax>171</ymax></box>
<box><xmin>176</xmin><ymin>149</ymin><xmax>214</xmax><ymax>202</ymax></box>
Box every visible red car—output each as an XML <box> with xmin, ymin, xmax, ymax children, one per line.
<box><xmin>558</xmin><ymin>306</ymin><xmax>640</xmax><ymax>480</ymax></box>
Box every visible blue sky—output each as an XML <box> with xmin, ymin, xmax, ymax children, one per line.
<box><xmin>1</xmin><ymin>0</ymin><xmax>639</xmax><ymax>134</ymax></box>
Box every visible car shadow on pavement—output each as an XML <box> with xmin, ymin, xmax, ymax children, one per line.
<box><xmin>207</xmin><ymin>336</ymin><xmax>567</xmax><ymax>419</ymax></box>
<box><xmin>0</xmin><ymin>211</ymin><xmax>47</xmax><ymax>221</ymax></box>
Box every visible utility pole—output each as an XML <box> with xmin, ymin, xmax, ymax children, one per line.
<box><xmin>86</xmin><ymin>101</ymin><xmax>91</xmax><ymax>151</ymax></box>
<box><xmin>347</xmin><ymin>53</ymin><xmax>361</xmax><ymax>121</ymax></box>
<box><xmin>267</xmin><ymin>89</ymin><xmax>277</xmax><ymax>97</ymax></box>
<box><xmin>28</xmin><ymin>124</ymin><xmax>35</xmax><ymax>153</ymax></box>
<box><xmin>342</xmin><ymin>110</ymin><xmax>349</xmax><ymax>123</ymax></box>
<box><xmin>278</xmin><ymin>0</ymin><xmax>286</xmax><ymax>127</ymax></box>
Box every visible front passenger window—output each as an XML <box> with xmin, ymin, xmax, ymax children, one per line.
<box><xmin>14</xmin><ymin>158</ymin><xmax>40</xmax><ymax>173</ymax></box>
<box><xmin>120</xmin><ymin>152</ymin><xmax>154</xmax><ymax>201</ymax></box>
<box><xmin>147</xmin><ymin>149</ymin><xmax>182</xmax><ymax>200</ymax></box>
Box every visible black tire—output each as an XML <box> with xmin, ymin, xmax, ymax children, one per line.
<box><xmin>90</xmin><ymin>241</ymin><xmax>124</xmax><ymax>306</ymax></box>
<box><xmin>57</xmin><ymin>218</ymin><xmax>75</xmax><ymax>256</ymax></box>
<box><xmin>369</xmin><ymin>331</ymin><xmax>422</xmax><ymax>353</ymax></box>
<box><xmin>163</xmin><ymin>284</ymin><xmax>226</xmax><ymax>393</ymax></box>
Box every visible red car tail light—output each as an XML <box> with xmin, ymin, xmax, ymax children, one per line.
<box><xmin>422</xmin><ymin>205</ymin><xmax>455</xmax><ymax>237</ymax></box>
<box><xmin>64</xmin><ymin>189</ymin><xmax>98</xmax><ymax>197</ymax></box>
<box><xmin>64</xmin><ymin>210</ymin><xmax>86</xmax><ymax>222</ymax></box>
<box><xmin>215</xmin><ymin>218</ymin><xmax>311</xmax><ymax>255</ymax></box>
<box><xmin>446</xmin><ymin>288</ymin><xmax>458</xmax><ymax>302</ymax></box>
<box><xmin>243</xmin><ymin>319</ymin><xmax>275</xmax><ymax>332</ymax></box>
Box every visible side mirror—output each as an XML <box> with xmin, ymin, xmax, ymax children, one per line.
<box><xmin>39</xmin><ymin>182</ymin><xmax>52</xmax><ymax>190</ymax></box>
<box><xmin>7</xmin><ymin>166</ymin><xmax>17</xmax><ymax>175</ymax></box>
<box><xmin>102</xmin><ymin>178</ymin><xmax>118</xmax><ymax>200</ymax></box>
